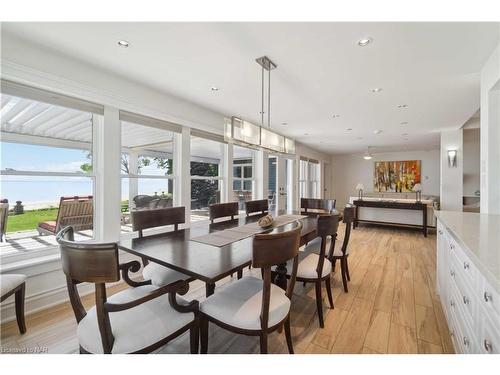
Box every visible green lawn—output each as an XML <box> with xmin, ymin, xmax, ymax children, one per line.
<box><xmin>6</xmin><ymin>208</ymin><xmax>58</xmax><ymax>233</ymax></box>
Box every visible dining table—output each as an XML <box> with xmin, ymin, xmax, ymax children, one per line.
<box><xmin>118</xmin><ymin>210</ymin><xmax>334</xmax><ymax>296</ymax></box>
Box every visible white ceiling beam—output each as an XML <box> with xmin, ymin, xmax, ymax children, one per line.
<box><xmin>1</xmin><ymin>98</ymin><xmax>32</xmax><ymax>127</ymax></box>
<box><xmin>1</xmin><ymin>131</ymin><xmax>90</xmax><ymax>150</ymax></box>
<box><xmin>43</xmin><ymin>113</ymin><xmax>91</xmax><ymax>137</ymax></box>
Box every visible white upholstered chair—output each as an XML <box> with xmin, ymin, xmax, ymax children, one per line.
<box><xmin>200</xmin><ymin>221</ymin><xmax>302</xmax><ymax>354</ymax></box>
<box><xmin>0</xmin><ymin>273</ymin><xmax>27</xmax><ymax>334</ymax></box>
<box><xmin>57</xmin><ymin>226</ymin><xmax>199</xmax><ymax>354</ymax></box>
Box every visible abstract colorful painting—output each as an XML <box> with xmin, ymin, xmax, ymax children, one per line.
<box><xmin>373</xmin><ymin>160</ymin><xmax>421</xmax><ymax>192</ymax></box>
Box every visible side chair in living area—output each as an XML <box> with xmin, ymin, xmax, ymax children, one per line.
<box><xmin>199</xmin><ymin>221</ymin><xmax>302</xmax><ymax>354</ymax></box>
<box><xmin>56</xmin><ymin>226</ymin><xmax>199</xmax><ymax>354</ymax></box>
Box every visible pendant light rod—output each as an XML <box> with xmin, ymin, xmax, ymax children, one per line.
<box><xmin>256</xmin><ymin>56</ymin><xmax>277</xmax><ymax>128</ymax></box>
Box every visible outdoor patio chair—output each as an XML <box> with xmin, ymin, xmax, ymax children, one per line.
<box><xmin>37</xmin><ymin>196</ymin><xmax>93</xmax><ymax>236</ymax></box>
<box><xmin>0</xmin><ymin>200</ymin><xmax>9</xmax><ymax>242</ymax></box>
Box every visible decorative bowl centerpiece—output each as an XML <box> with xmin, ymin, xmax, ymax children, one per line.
<box><xmin>257</xmin><ymin>214</ymin><xmax>275</xmax><ymax>229</ymax></box>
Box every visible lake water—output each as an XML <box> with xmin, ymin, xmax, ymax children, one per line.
<box><xmin>0</xmin><ymin>177</ymin><xmax>173</xmax><ymax>210</ymax></box>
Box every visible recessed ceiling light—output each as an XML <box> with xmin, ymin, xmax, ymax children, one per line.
<box><xmin>117</xmin><ymin>40</ymin><xmax>130</xmax><ymax>48</ymax></box>
<box><xmin>397</xmin><ymin>104</ymin><xmax>408</xmax><ymax>109</ymax></box>
<box><xmin>358</xmin><ymin>37</ymin><xmax>372</xmax><ymax>47</ymax></box>
<box><xmin>346</xmin><ymin>128</ymin><xmax>353</xmax><ymax>131</ymax></box>
<box><xmin>402</xmin><ymin>133</ymin><xmax>408</xmax><ymax>136</ymax></box>
<box><xmin>281</xmin><ymin>122</ymin><xmax>287</xmax><ymax>126</ymax></box>
<box><xmin>400</xmin><ymin>121</ymin><xmax>408</xmax><ymax>125</ymax></box>
<box><xmin>304</xmin><ymin>133</ymin><xmax>309</xmax><ymax>136</ymax></box>
<box><xmin>371</xmin><ymin>88</ymin><xmax>382</xmax><ymax>93</ymax></box>
<box><xmin>374</xmin><ymin>129</ymin><xmax>383</xmax><ymax>135</ymax></box>
<box><xmin>211</xmin><ymin>87</ymin><xmax>219</xmax><ymax>92</ymax></box>
<box><xmin>332</xmin><ymin>114</ymin><xmax>340</xmax><ymax>118</ymax></box>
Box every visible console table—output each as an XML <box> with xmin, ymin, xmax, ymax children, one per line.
<box><xmin>352</xmin><ymin>199</ymin><xmax>428</xmax><ymax>237</ymax></box>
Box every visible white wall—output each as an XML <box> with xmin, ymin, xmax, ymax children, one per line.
<box><xmin>463</xmin><ymin>128</ymin><xmax>480</xmax><ymax>196</ymax></box>
<box><xmin>330</xmin><ymin>149</ymin><xmax>440</xmax><ymax>208</ymax></box>
<box><xmin>480</xmin><ymin>40</ymin><xmax>500</xmax><ymax>214</ymax></box>
<box><xmin>440</xmin><ymin>130</ymin><xmax>463</xmax><ymax>211</ymax></box>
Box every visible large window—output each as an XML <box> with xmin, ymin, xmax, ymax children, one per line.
<box><xmin>119</xmin><ymin>114</ymin><xmax>177</xmax><ymax>232</ymax></box>
<box><xmin>299</xmin><ymin>158</ymin><xmax>320</xmax><ymax>199</ymax></box>
<box><xmin>232</xmin><ymin>145</ymin><xmax>256</xmax><ymax>211</ymax></box>
<box><xmin>0</xmin><ymin>92</ymin><xmax>97</xmax><ymax>256</ymax></box>
<box><xmin>190</xmin><ymin>134</ymin><xmax>225</xmax><ymax>221</ymax></box>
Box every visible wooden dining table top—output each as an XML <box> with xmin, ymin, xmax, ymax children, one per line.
<box><xmin>118</xmin><ymin>210</ymin><xmax>334</xmax><ymax>285</ymax></box>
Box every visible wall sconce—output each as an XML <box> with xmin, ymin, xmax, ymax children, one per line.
<box><xmin>447</xmin><ymin>149</ymin><xmax>457</xmax><ymax>168</ymax></box>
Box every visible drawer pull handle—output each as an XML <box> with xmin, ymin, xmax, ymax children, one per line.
<box><xmin>450</xmin><ymin>331</ymin><xmax>455</xmax><ymax>338</ymax></box>
<box><xmin>484</xmin><ymin>340</ymin><xmax>492</xmax><ymax>352</ymax></box>
<box><xmin>450</xmin><ymin>270</ymin><xmax>455</xmax><ymax>277</ymax></box>
<box><xmin>463</xmin><ymin>296</ymin><xmax>470</xmax><ymax>305</ymax></box>
<box><xmin>484</xmin><ymin>292</ymin><xmax>492</xmax><ymax>302</ymax></box>
<box><xmin>463</xmin><ymin>262</ymin><xmax>470</xmax><ymax>270</ymax></box>
<box><xmin>450</xmin><ymin>300</ymin><xmax>455</xmax><ymax>307</ymax></box>
<box><xmin>463</xmin><ymin>337</ymin><xmax>469</xmax><ymax>347</ymax></box>
<box><xmin>439</xmin><ymin>230</ymin><xmax>443</xmax><ymax>235</ymax></box>
<box><xmin>450</xmin><ymin>244</ymin><xmax>455</xmax><ymax>250</ymax></box>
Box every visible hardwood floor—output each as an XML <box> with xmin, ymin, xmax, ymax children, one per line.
<box><xmin>0</xmin><ymin>223</ymin><xmax>454</xmax><ymax>354</ymax></box>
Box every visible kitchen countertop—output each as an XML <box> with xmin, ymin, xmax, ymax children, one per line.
<box><xmin>435</xmin><ymin>210</ymin><xmax>500</xmax><ymax>293</ymax></box>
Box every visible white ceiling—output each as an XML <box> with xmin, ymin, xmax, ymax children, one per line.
<box><xmin>2</xmin><ymin>22</ymin><xmax>499</xmax><ymax>155</ymax></box>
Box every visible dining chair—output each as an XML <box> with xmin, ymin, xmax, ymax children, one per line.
<box><xmin>330</xmin><ymin>205</ymin><xmax>355</xmax><ymax>293</ymax></box>
<box><xmin>131</xmin><ymin>206</ymin><xmax>194</xmax><ymax>287</ymax></box>
<box><xmin>245</xmin><ymin>199</ymin><xmax>269</xmax><ymax>217</ymax></box>
<box><xmin>56</xmin><ymin>226</ymin><xmax>199</xmax><ymax>354</ymax></box>
<box><xmin>208</xmin><ymin>202</ymin><xmax>239</xmax><ymax>223</ymax></box>
<box><xmin>300</xmin><ymin>198</ymin><xmax>336</xmax><ymax>214</ymax></box>
<box><xmin>285</xmin><ymin>214</ymin><xmax>339</xmax><ymax>328</ymax></box>
<box><xmin>199</xmin><ymin>221</ymin><xmax>302</xmax><ymax>354</ymax></box>
<box><xmin>1</xmin><ymin>273</ymin><xmax>27</xmax><ymax>334</ymax></box>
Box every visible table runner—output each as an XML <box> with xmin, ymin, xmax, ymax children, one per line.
<box><xmin>191</xmin><ymin>214</ymin><xmax>308</xmax><ymax>247</ymax></box>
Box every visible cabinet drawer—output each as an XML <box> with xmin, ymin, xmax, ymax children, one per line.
<box><xmin>479</xmin><ymin>312</ymin><xmax>500</xmax><ymax>354</ymax></box>
<box><xmin>479</xmin><ymin>278</ymin><xmax>500</xmax><ymax>322</ymax></box>
<box><xmin>448</xmin><ymin>235</ymin><xmax>477</xmax><ymax>287</ymax></box>
<box><xmin>451</xmin><ymin>261</ymin><xmax>478</xmax><ymax>328</ymax></box>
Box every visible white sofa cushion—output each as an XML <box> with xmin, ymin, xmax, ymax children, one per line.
<box><xmin>78</xmin><ymin>285</ymin><xmax>194</xmax><ymax>353</ymax></box>
<box><xmin>142</xmin><ymin>263</ymin><xmax>190</xmax><ymax>287</ymax></box>
<box><xmin>200</xmin><ymin>276</ymin><xmax>290</xmax><ymax>330</ymax></box>
<box><xmin>1</xmin><ymin>274</ymin><xmax>26</xmax><ymax>297</ymax></box>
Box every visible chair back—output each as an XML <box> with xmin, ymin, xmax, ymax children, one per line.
<box><xmin>131</xmin><ymin>206</ymin><xmax>185</xmax><ymax>237</ymax></box>
<box><xmin>209</xmin><ymin>202</ymin><xmax>239</xmax><ymax>223</ymax></box>
<box><xmin>340</xmin><ymin>205</ymin><xmax>355</xmax><ymax>256</ymax></box>
<box><xmin>300</xmin><ymin>198</ymin><xmax>336</xmax><ymax>214</ymax></box>
<box><xmin>0</xmin><ymin>202</ymin><xmax>9</xmax><ymax>239</ymax></box>
<box><xmin>245</xmin><ymin>199</ymin><xmax>269</xmax><ymax>216</ymax></box>
<box><xmin>56</xmin><ymin>226</ymin><xmax>118</xmax><ymax>352</ymax></box>
<box><xmin>316</xmin><ymin>214</ymin><xmax>340</xmax><ymax>274</ymax></box>
<box><xmin>252</xmin><ymin>221</ymin><xmax>302</xmax><ymax>330</ymax></box>
<box><xmin>56</xmin><ymin>196</ymin><xmax>93</xmax><ymax>233</ymax></box>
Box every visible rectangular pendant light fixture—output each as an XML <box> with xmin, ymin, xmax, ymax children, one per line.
<box><xmin>224</xmin><ymin>55</ymin><xmax>295</xmax><ymax>154</ymax></box>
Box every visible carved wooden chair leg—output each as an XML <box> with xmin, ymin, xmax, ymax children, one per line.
<box><xmin>284</xmin><ymin>316</ymin><xmax>294</xmax><ymax>354</ymax></box>
<box><xmin>259</xmin><ymin>332</ymin><xmax>268</xmax><ymax>354</ymax></box>
<box><xmin>315</xmin><ymin>280</ymin><xmax>324</xmax><ymax>328</ymax></box>
<box><xmin>200</xmin><ymin>316</ymin><xmax>209</xmax><ymax>354</ymax></box>
<box><xmin>325</xmin><ymin>277</ymin><xmax>334</xmax><ymax>309</ymax></box>
<box><xmin>332</xmin><ymin>258</ymin><xmax>337</xmax><ymax>273</ymax></box>
<box><xmin>15</xmin><ymin>283</ymin><xmax>26</xmax><ymax>334</ymax></box>
<box><xmin>190</xmin><ymin>320</ymin><xmax>199</xmax><ymax>354</ymax></box>
<box><xmin>340</xmin><ymin>258</ymin><xmax>349</xmax><ymax>293</ymax></box>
